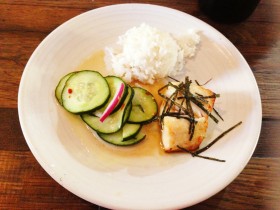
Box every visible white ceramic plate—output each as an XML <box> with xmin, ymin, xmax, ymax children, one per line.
<box><xmin>18</xmin><ymin>4</ymin><xmax>262</xmax><ymax>209</ymax></box>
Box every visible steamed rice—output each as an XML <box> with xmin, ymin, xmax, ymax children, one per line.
<box><xmin>106</xmin><ymin>23</ymin><xmax>200</xmax><ymax>84</ymax></box>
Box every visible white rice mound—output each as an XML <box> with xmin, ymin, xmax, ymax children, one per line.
<box><xmin>106</xmin><ymin>23</ymin><xmax>200</xmax><ymax>84</ymax></box>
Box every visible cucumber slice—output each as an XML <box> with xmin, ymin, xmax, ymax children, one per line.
<box><xmin>123</xmin><ymin>101</ymin><xmax>132</xmax><ymax>123</ymax></box>
<box><xmin>128</xmin><ymin>87</ymin><xmax>158</xmax><ymax>124</ymax></box>
<box><xmin>122</xmin><ymin>123</ymin><xmax>141</xmax><ymax>141</ymax></box>
<box><xmin>98</xmin><ymin>125</ymin><xmax>145</xmax><ymax>146</ymax></box>
<box><xmin>94</xmin><ymin>76</ymin><xmax>128</xmax><ymax>116</ymax></box>
<box><xmin>55</xmin><ymin>72</ymin><xmax>76</xmax><ymax>105</ymax></box>
<box><xmin>123</xmin><ymin>132</ymin><xmax>146</xmax><ymax>145</ymax></box>
<box><xmin>81</xmin><ymin>86</ymin><xmax>134</xmax><ymax>134</ymax></box>
<box><xmin>61</xmin><ymin>70</ymin><xmax>110</xmax><ymax>113</ymax></box>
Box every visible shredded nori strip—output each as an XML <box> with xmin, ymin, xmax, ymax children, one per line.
<box><xmin>184</xmin><ymin>77</ymin><xmax>195</xmax><ymax>140</ymax></box>
<box><xmin>177</xmin><ymin>121</ymin><xmax>242</xmax><ymax>162</ymax></box>
<box><xmin>195</xmin><ymin>121</ymin><xmax>242</xmax><ymax>155</ymax></box>
<box><xmin>213</xmin><ymin>107</ymin><xmax>224</xmax><ymax>121</ymax></box>
<box><xmin>168</xmin><ymin>76</ymin><xmax>180</xmax><ymax>82</ymax></box>
<box><xmin>177</xmin><ymin>145</ymin><xmax>226</xmax><ymax>162</ymax></box>
<box><xmin>158</xmin><ymin>77</ymin><xmax>219</xmax><ymax>140</ymax></box>
<box><xmin>195</xmin><ymin>78</ymin><xmax>212</xmax><ymax>86</ymax></box>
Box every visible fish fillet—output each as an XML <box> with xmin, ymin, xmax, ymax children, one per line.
<box><xmin>160</xmin><ymin>82</ymin><xmax>216</xmax><ymax>152</ymax></box>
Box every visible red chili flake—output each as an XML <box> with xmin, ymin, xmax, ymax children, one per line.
<box><xmin>68</xmin><ymin>88</ymin><xmax>73</xmax><ymax>94</ymax></box>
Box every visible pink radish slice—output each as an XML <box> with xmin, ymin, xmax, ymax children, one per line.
<box><xmin>100</xmin><ymin>83</ymin><xmax>125</xmax><ymax>122</ymax></box>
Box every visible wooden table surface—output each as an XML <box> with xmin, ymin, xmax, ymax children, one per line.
<box><xmin>1</xmin><ymin>0</ymin><xmax>280</xmax><ymax>209</ymax></box>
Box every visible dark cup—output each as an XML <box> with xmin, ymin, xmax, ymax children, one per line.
<box><xmin>198</xmin><ymin>0</ymin><xmax>260</xmax><ymax>23</ymax></box>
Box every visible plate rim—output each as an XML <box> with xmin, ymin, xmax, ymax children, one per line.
<box><xmin>18</xmin><ymin>3</ymin><xmax>262</xmax><ymax>209</ymax></box>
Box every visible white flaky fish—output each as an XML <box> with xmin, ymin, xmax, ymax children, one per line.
<box><xmin>159</xmin><ymin>80</ymin><xmax>216</xmax><ymax>152</ymax></box>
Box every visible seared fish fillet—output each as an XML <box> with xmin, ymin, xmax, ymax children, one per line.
<box><xmin>160</xmin><ymin>81</ymin><xmax>216</xmax><ymax>152</ymax></box>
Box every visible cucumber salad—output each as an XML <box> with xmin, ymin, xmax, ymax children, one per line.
<box><xmin>55</xmin><ymin>70</ymin><xmax>158</xmax><ymax>146</ymax></box>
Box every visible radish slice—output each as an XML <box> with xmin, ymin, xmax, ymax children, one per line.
<box><xmin>100</xmin><ymin>83</ymin><xmax>125</xmax><ymax>122</ymax></box>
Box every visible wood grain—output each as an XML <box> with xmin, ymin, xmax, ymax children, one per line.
<box><xmin>1</xmin><ymin>0</ymin><xmax>280</xmax><ymax>209</ymax></box>
<box><xmin>0</xmin><ymin>31</ymin><xmax>45</xmax><ymax>108</ymax></box>
<box><xmin>1</xmin><ymin>150</ymin><xmax>279</xmax><ymax>209</ymax></box>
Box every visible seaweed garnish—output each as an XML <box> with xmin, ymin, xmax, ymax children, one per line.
<box><xmin>177</xmin><ymin>145</ymin><xmax>226</xmax><ymax>162</ymax></box>
<box><xmin>195</xmin><ymin>78</ymin><xmax>212</xmax><ymax>86</ymax></box>
<box><xmin>158</xmin><ymin>77</ymin><xmax>219</xmax><ymax>140</ymax></box>
<box><xmin>177</xmin><ymin>121</ymin><xmax>242</xmax><ymax>162</ymax></box>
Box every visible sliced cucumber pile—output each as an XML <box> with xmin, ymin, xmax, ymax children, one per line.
<box><xmin>81</xmin><ymin>86</ymin><xmax>134</xmax><ymax>134</ymax></box>
<box><xmin>98</xmin><ymin>123</ymin><xmax>144</xmax><ymax>146</ymax></box>
<box><xmin>55</xmin><ymin>70</ymin><xmax>158</xmax><ymax>146</ymax></box>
